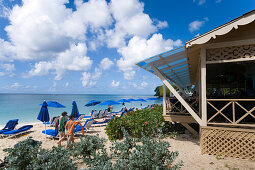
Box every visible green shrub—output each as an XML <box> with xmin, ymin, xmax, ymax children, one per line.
<box><xmin>3</xmin><ymin>137</ymin><xmax>76</xmax><ymax>170</ymax></box>
<box><xmin>3</xmin><ymin>137</ymin><xmax>41</xmax><ymax>170</ymax></box>
<box><xmin>72</xmin><ymin>129</ymin><xmax>183</xmax><ymax>170</ymax></box>
<box><xmin>3</xmin><ymin>127</ymin><xmax>183</xmax><ymax>170</ymax></box>
<box><xmin>69</xmin><ymin>134</ymin><xmax>111</xmax><ymax>167</ymax></box>
<box><xmin>111</xmin><ymin>129</ymin><xmax>183</xmax><ymax>170</ymax></box>
<box><xmin>30</xmin><ymin>147</ymin><xmax>77</xmax><ymax>170</ymax></box>
<box><xmin>105</xmin><ymin>106</ymin><xmax>164</xmax><ymax>140</ymax></box>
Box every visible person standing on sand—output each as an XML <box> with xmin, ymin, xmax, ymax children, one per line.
<box><xmin>66</xmin><ymin>115</ymin><xmax>75</xmax><ymax>147</ymax></box>
<box><xmin>57</xmin><ymin>111</ymin><xmax>68</xmax><ymax>146</ymax></box>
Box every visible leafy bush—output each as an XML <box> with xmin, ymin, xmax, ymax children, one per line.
<box><xmin>69</xmin><ymin>134</ymin><xmax>111</xmax><ymax>169</ymax></box>
<box><xmin>72</xmin><ymin>129</ymin><xmax>183</xmax><ymax>170</ymax></box>
<box><xmin>111</xmin><ymin>129</ymin><xmax>183</xmax><ymax>170</ymax></box>
<box><xmin>3</xmin><ymin>127</ymin><xmax>183</xmax><ymax>170</ymax></box>
<box><xmin>30</xmin><ymin>147</ymin><xmax>77</xmax><ymax>170</ymax></box>
<box><xmin>3</xmin><ymin>137</ymin><xmax>41</xmax><ymax>170</ymax></box>
<box><xmin>3</xmin><ymin>137</ymin><xmax>76</xmax><ymax>170</ymax></box>
<box><xmin>105</xmin><ymin>106</ymin><xmax>164</xmax><ymax>140</ymax></box>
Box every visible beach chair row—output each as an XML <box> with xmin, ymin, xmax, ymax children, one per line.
<box><xmin>0</xmin><ymin>119</ymin><xmax>33</xmax><ymax>138</ymax></box>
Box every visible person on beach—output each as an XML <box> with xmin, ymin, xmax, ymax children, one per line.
<box><xmin>108</xmin><ymin>105</ymin><xmax>113</xmax><ymax>112</ymax></box>
<box><xmin>57</xmin><ymin>111</ymin><xmax>68</xmax><ymax>146</ymax></box>
<box><xmin>66</xmin><ymin>115</ymin><xmax>75</xmax><ymax>147</ymax></box>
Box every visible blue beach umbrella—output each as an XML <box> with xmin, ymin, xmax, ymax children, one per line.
<box><xmin>40</xmin><ymin>101</ymin><xmax>66</xmax><ymax>108</ymax></box>
<box><xmin>71</xmin><ymin>101</ymin><xmax>80</xmax><ymax>118</ymax></box>
<box><xmin>37</xmin><ymin>101</ymin><xmax>50</xmax><ymax>137</ymax></box>
<box><xmin>85</xmin><ymin>100</ymin><xmax>101</xmax><ymax>107</ymax></box>
<box><xmin>99</xmin><ymin>100</ymin><xmax>121</xmax><ymax>105</ymax></box>
<box><xmin>146</xmin><ymin>98</ymin><xmax>159</xmax><ymax>101</ymax></box>
<box><xmin>118</xmin><ymin>99</ymin><xmax>130</xmax><ymax>103</ymax></box>
<box><xmin>135</xmin><ymin>98</ymin><xmax>147</xmax><ymax>102</ymax></box>
<box><xmin>127</xmin><ymin>98</ymin><xmax>136</xmax><ymax>102</ymax></box>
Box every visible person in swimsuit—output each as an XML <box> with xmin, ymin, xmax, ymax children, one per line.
<box><xmin>57</xmin><ymin>111</ymin><xmax>68</xmax><ymax>146</ymax></box>
<box><xmin>66</xmin><ymin>115</ymin><xmax>75</xmax><ymax>146</ymax></box>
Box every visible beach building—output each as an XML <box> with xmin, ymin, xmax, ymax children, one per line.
<box><xmin>137</xmin><ymin>10</ymin><xmax>255</xmax><ymax>160</ymax></box>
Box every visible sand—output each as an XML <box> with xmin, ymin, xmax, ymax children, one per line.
<box><xmin>0</xmin><ymin>123</ymin><xmax>254</xmax><ymax>170</ymax></box>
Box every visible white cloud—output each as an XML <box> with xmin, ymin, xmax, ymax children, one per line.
<box><xmin>27</xmin><ymin>61</ymin><xmax>53</xmax><ymax>77</ymax></box>
<box><xmin>111</xmin><ymin>80</ymin><xmax>120</xmax><ymax>87</ymax></box>
<box><xmin>195</xmin><ymin>33</ymin><xmax>200</xmax><ymax>37</ymax></box>
<box><xmin>0</xmin><ymin>39</ymin><xmax>16</xmax><ymax>61</ymax></box>
<box><xmin>100</xmin><ymin>57</ymin><xmax>114</xmax><ymax>70</ymax></box>
<box><xmin>65</xmin><ymin>82</ymin><xmax>69</xmax><ymax>87</ymax></box>
<box><xmin>189</xmin><ymin>20</ymin><xmax>204</xmax><ymax>32</ymax></box>
<box><xmin>80</xmin><ymin>67</ymin><xmax>102</xmax><ymax>87</ymax></box>
<box><xmin>50</xmin><ymin>81</ymin><xmax>57</xmax><ymax>91</ymax></box>
<box><xmin>0</xmin><ymin>0</ymin><xmax>11</xmax><ymax>18</ymax></box>
<box><xmin>141</xmin><ymin>81</ymin><xmax>148</xmax><ymax>88</ymax></box>
<box><xmin>154</xmin><ymin>19</ymin><xmax>168</xmax><ymax>29</ymax></box>
<box><xmin>117</xmin><ymin>33</ymin><xmax>182</xmax><ymax>80</ymax></box>
<box><xmin>106</xmin><ymin>0</ymin><xmax>167</xmax><ymax>48</ymax></box>
<box><xmin>193</xmin><ymin>0</ymin><xmax>206</xmax><ymax>5</ymax></box>
<box><xmin>189</xmin><ymin>17</ymin><xmax>209</xmax><ymax>32</ymax></box>
<box><xmin>6</xmin><ymin>82</ymin><xmax>36</xmax><ymax>90</ymax></box>
<box><xmin>130</xmin><ymin>82</ymin><xmax>138</xmax><ymax>88</ymax></box>
<box><xmin>53</xmin><ymin>82</ymin><xmax>57</xmax><ymax>87</ymax></box>
<box><xmin>26</xmin><ymin>43</ymin><xmax>93</xmax><ymax>80</ymax></box>
<box><xmin>0</xmin><ymin>63</ymin><xmax>15</xmax><ymax>76</ymax></box>
<box><xmin>0</xmin><ymin>0</ymin><xmax>180</xmax><ymax>84</ymax></box>
<box><xmin>129</xmin><ymin>81</ymin><xmax>148</xmax><ymax>89</ymax></box>
<box><xmin>10</xmin><ymin>82</ymin><xmax>22</xmax><ymax>89</ymax></box>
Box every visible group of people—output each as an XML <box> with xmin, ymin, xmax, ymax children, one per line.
<box><xmin>54</xmin><ymin>112</ymin><xmax>75</xmax><ymax>147</ymax></box>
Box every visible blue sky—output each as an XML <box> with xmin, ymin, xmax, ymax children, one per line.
<box><xmin>0</xmin><ymin>0</ymin><xmax>254</xmax><ymax>94</ymax></box>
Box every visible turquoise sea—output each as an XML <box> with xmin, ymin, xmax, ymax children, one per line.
<box><xmin>0</xmin><ymin>94</ymin><xmax>161</xmax><ymax>128</ymax></box>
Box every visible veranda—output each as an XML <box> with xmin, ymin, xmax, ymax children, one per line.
<box><xmin>137</xmin><ymin>10</ymin><xmax>255</xmax><ymax>160</ymax></box>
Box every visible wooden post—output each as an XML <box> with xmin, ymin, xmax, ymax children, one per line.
<box><xmin>152</xmin><ymin>66</ymin><xmax>203</xmax><ymax>126</ymax></box>
<box><xmin>163</xmin><ymin>84</ymin><xmax>166</xmax><ymax>115</ymax></box>
<box><xmin>200</xmin><ymin>47</ymin><xmax>207</xmax><ymax>126</ymax></box>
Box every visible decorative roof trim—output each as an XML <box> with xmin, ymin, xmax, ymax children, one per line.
<box><xmin>186</xmin><ymin>10</ymin><xmax>255</xmax><ymax>48</ymax></box>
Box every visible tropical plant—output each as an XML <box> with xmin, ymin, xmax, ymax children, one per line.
<box><xmin>3</xmin><ymin>137</ymin><xmax>41</xmax><ymax>170</ymax></box>
<box><xmin>72</xmin><ymin>129</ymin><xmax>183</xmax><ymax>170</ymax></box>
<box><xmin>3</xmin><ymin>137</ymin><xmax>76</xmax><ymax>170</ymax></box>
<box><xmin>111</xmin><ymin>129</ymin><xmax>183</xmax><ymax>170</ymax></box>
<box><xmin>105</xmin><ymin>106</ymin><xmax>164</xmax><ymax>140</ymax></box>
<box><xmin>30</xmin><ymin>147</ymin><xmax>77</xmax><ymax>170</ymax></box>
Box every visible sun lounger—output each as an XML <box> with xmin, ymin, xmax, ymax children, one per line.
<box><xmin>101</xmin><ymin>109</ymin><xmax>108</xmax><ymax>118</ymax></box>
<box><xmin>76</xmin><ymin>114</ymin><xmax>85</xmax><ymax>121</ymax></box>
<box><xmin>0</xmin><ymin>119</ymin><xmax>19</xmax><ymax>134</ymax></box>
<box><xmin>92</xmin><ymin>116</ymin><xmax>115</xmax><ymax>126</ymax></box>
<box><xmin>107</xmin><ymin>111</ymin><xmax>118</xmax><ymax>117</ymax></box>
<box><xmin>96</xmin><ymin>110</ymin><xmax>104</xmax><ymax>119</ymax></box>
<box><xmin>42</xmin><ymin>129</ymin><xmax>59</xmax><ymax>138</ymax></box>
<box><xmin>43</xmin><ymin>117</ymin><xmax>58</xmax><ymax>127</ymax></box>
<box><xmin>74</xmin><ymin>119</ymin><xmax>94</xmax><ymax>133</ymax></box>
<box><xmin>2</xmin><ymin>125</ymin><xmax>33</xmax><ymax>136</ymax></box>
<box><xmin>84</xmin><ymin>110</ymin><xmax>97</xmax><ymax>119</ymax></box>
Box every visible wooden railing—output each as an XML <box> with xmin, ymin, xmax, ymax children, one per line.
<box><xmin>207</xmin><ymin>99</ymin><xmax>255</xmax><ymax>127</ymax></box>
<box><xmin>166</xmin><ymin>97</ymin><xmax>199</xmax><ymax>115</ymax></box>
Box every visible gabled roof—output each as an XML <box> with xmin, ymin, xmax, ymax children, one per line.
<box><xmin>186</xmin><ymin>10</ymin><xmax>255</xmax><ymax>47</ymax></box>
<box><xmin>136</xmin><ymin>10</ymin><xmax>255</xmax><ymax>88</ymax></box>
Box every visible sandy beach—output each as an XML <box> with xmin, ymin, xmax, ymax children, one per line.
<box><xmin>0</xmin><ymin>123</ymin><xmax>254</xmax><ymax>170</ymax></box>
